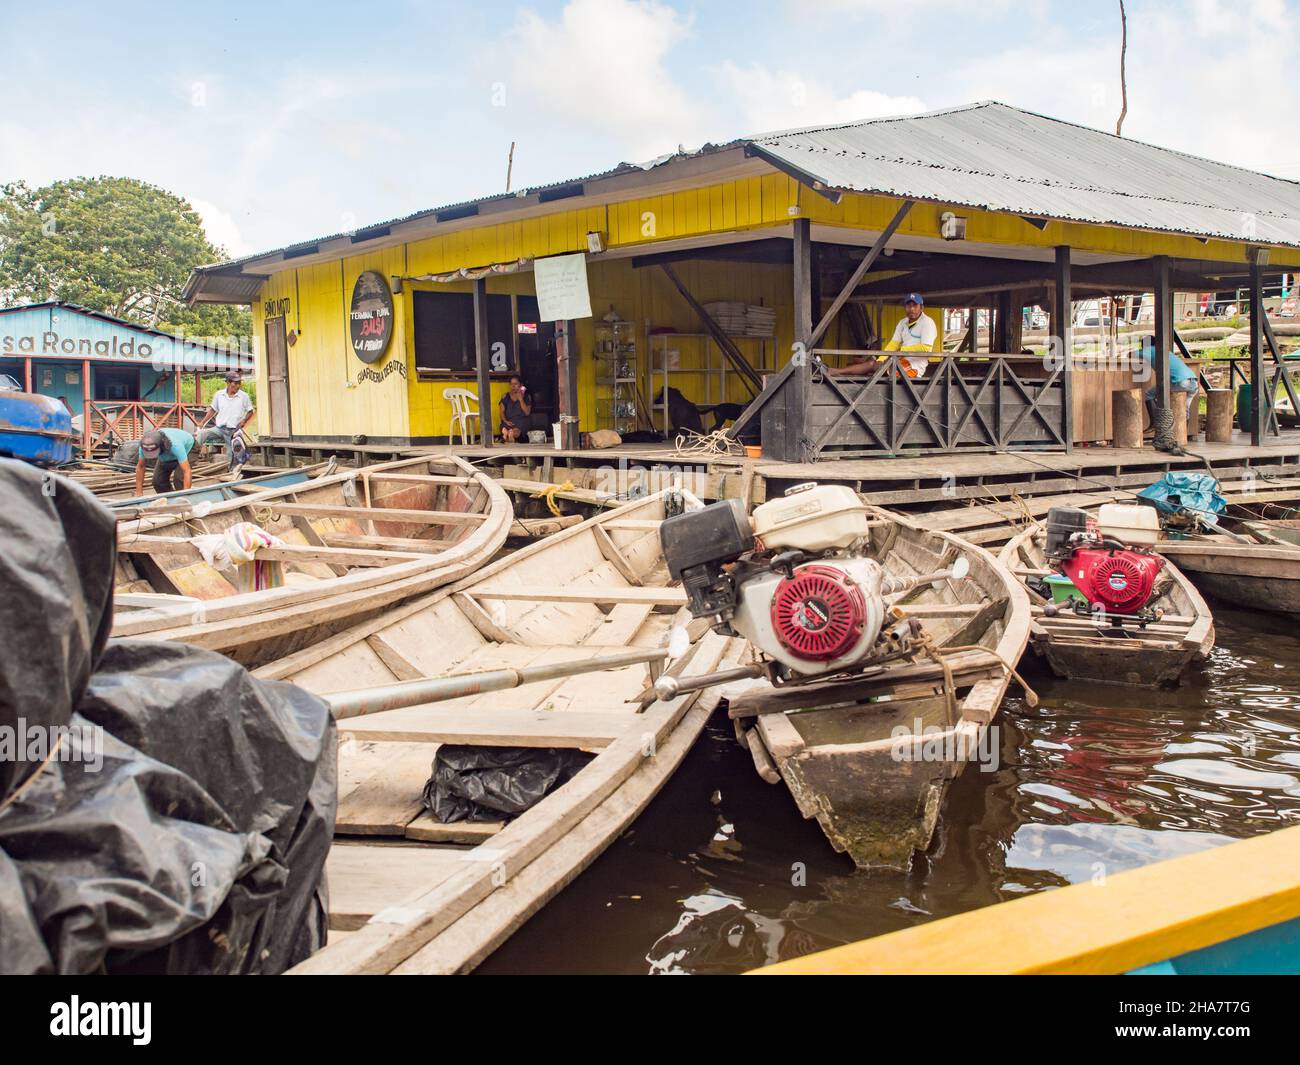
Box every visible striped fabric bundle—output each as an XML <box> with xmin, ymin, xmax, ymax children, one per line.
<box><xmin>191</xmin><ymin>521</ymin><xmax>286</xmax><ymax>593</ymax></box>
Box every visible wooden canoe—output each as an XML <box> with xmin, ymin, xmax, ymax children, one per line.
<box><xmin>106</xmin><ymin>460</ymin><xmax>336</xmax><ymax>511</ymax></box>
<box><xmin>730</xmin><ymin>506</ymin><xmax>1031</xmax><ymax>871</ymax></box>
<box><xmin>1241</xmin><ymin>517</ymin><xmax>1300</xmax><ymax>547</ymax></box>
<box><xmin>1155</xmin><ymin>531</ymin><xmax>1300</xmax><ymax>615</ymax></box>
<box><xmin>62</xmin><ymin>456</ymin><xmax>232</xmax><ymax>498</ymax></box>
<box><xmin>999</xmin><ymin>523</ymin><xmax>1214</xmax><ymax>686</ymax></box>
<box><xmin>110</xmin><ymin>454</ymin><xmax>512</xmax><ymax>667</ymax></box>
<box><xmin>254</xmin><ymin>491</ymin><xmax>739</xmax><ymax>975</ymax></box>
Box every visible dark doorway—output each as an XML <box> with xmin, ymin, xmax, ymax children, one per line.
<box><xmin>94</xmin><ymin>368</ymin><xmax>140</xmax><ymax>401</ymax></box>
<box><xmin>516</xmin><ymin>295</ymin><xmax>557</xmax><ymax>430</ymax></box>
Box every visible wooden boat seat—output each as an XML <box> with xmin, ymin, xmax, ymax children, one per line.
<box><xmin>342</xmin><ymin>706</ymin><xmax>636</xmax><ymax>748</ymax></box>
<box><xmin>327</xmin><ymin>844</ymin><xmax>467</xmax><ymax>930</ymax></box>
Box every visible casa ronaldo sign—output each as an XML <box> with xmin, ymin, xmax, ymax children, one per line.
<box><xmin>2</xmin><ymin>330</ymin><xmax>158</xmax><ymax>359</ymax></box>
<box><xmin>0</xmin><ymin>305</ymin><xmax>255</xmax><ymax>372</ymax></box>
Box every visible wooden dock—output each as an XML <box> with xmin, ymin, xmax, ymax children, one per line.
<box><xmin>251</xmin><ymin>431</ymin><xmax>1300</xmax><ymax>515</ymax></box>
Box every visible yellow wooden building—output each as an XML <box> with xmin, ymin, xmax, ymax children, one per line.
<box><xmin>185</xmin><ymin>102</ymin><xmax>1300</xmax><ymax>461</ymax></box>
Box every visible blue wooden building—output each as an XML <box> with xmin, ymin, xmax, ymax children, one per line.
<box><xmin>0</xmin><ymin>302</ymin><xmax>253</xmax><ymax>453</ymax></box>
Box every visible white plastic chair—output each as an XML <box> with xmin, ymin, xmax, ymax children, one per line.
<box><xmin>444</xmin><ymin>388</ymin><xmax>481</xmax><ymax>445</ymax></box>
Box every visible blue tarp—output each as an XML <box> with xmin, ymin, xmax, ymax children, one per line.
<box><xmin>1137</xmin><ymin>472</ymin><xmax>1227</xmax><ymax>517</ymax></box>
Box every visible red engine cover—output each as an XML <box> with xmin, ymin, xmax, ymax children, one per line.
<box><xmin>1062</xmin><ymin>547</ymin><xmax>1165</xmax><ymax>614</ymax></box>
<box><xmin>770</xmin><ymin>564</ymin><xmax>867</xmax><ymax>660</ymax></box>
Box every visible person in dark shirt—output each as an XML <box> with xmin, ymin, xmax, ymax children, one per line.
<box><xmin>499</xmin><ymin>375</ymin><xmax>531</xmax><ymax>442</ymax></box>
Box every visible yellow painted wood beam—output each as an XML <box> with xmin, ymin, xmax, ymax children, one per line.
<box><xmin>751</xmin><ymin>824</ymin><xmax>1300</xmax><ymax>974</ymax></box>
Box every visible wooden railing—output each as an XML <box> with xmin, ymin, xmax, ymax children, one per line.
<box><xmin>85</xmin><ymin>401</ymin><xmax>214</xmax><ymax>453</ymax></box>
<box><xmin>743</xmin><ymin>352</ymin><xmax>1069</xmax><ymax>461</ymax></box>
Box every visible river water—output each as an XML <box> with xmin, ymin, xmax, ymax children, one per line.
<box><xmin>480</xmin><ymin>605</ymin><xmax>1300</xmax><ymax>974</ymax></box>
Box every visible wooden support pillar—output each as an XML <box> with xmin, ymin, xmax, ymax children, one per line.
<box><xmin>1053</xmin><ymin>246</ymin><xmax>1074</xmax><ymax>450</ymax></box>
<box><xmin>1006</xmin><ymin>293</ymin><xmax>1024</xmax><ymax>354</ymax></box>
<box><xmin>23</xmin><ymin>357</ymin><xmax>32</xmax><ymax>392</ymax></box>
<box><xmin>771</xmin><ymin>217</ymin><xmax>813</xmax><ymax>463</ymax></box>
<box><xmin>810</xmin><ymin>242</ymin><xmax>822</xmax><ymax>344</ymax></box>
<box><xmin>472</xmin><ymin>277</ymin><xmax>493</xmax><ymax>447</ymax></box>
<box><xmin>81</xmin><ymin>359</ymin><xmax>91</xmax><ymax>453</ymax></box>
<box><xmin>1250</xmin><ymin>260</ymin><xmax>1268</xmax><ymax>445</ymax></box>
<box><xmin>1153</xmin><ymin>256</ymin><xmax>1172</xmax><ymax>413</ymax></box>
<box><xmin>556</xmin><ymin>319</ymin><xmax>580</xmax><ymax>450</ymax></box>
<box><xmin>993</xmin><ymin>293</ymin><xmax>1010</xmax><ymax>353</ymax></box>
<box><xmin>961</xmin><ymin>309</ymin><xmax>977</xmax><ymax>352</ymax></box>
<box><xmin>175</xmin><ymin>370</ymin><xmax>182</xmax><ymax>424</ymax></box>
<box><xmin>194</xmin><ymin>371</ymin><xmax>201</xmax><ymax>405</ymax></box>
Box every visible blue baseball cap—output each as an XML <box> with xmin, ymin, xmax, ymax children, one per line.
<box><xmin>903</xmin><ymin>293</ymin><xmax>924</xmax><ymax>306</ymax></box>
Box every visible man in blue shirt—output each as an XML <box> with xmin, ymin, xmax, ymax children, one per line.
<box><xmin>1138</xmin><ymin>338</ymin><xmax>1199</xmax><ymax>424</ymax></box>
<box><xmin>134</xmin><ymin>427</ymin><xmax>195</xmax><ymax>496</ymax></box>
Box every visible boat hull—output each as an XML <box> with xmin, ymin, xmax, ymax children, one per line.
<box><xmin>0</xmin><ymin>391</ymin><xmax>75</xmax><ymax>465</ymax></box>
<box><xmin>1002</xmin><ymin>524</ymin><xmax>1215</xmax><ymax>687</ymax></box>
<box><xmin>738</xmin><ymin>509</ymin><xmax>1030</xmax><ymax>870</ymax></box>
<box><xmin>110</xmin><ymin>455</ymin><xmax>512</xmax><ymax>667</ymax></box>
<box><xmin>1034</xmin><ymin>631</ymin><xmax>1209</xmax><ymax>687</ymax></box>
<box><xmin>257</xmin><ymin>491</ymin><xmax>729</xmax><ymax>974</ymax></box>
<box><xmin>1157</xmin><ymin>539</ymin><xmax>1300</xmax><ymax>616</ymax></box>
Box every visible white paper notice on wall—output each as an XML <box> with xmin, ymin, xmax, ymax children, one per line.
<box><xmin>534</xmin><ymin>253</ymin><xmax>592</xmax><ymax>322</ymax></box>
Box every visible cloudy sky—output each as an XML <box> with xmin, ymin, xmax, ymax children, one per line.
<box><xmin>2</xmin><ymin>0</ymin><xmax>1296</xmax><ymax>259</ymax></box>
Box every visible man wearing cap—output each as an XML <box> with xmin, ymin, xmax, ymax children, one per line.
<box><xmin>207</xmin><ymin>371</ymin><xmax>256</xmax><ymax>470</ymax></box>
<box><xmin>829</xmin><ymin>293</ymin><xmax>938</xmax><ymax>378</ymax></box>
<box><xmin>134</xmin><ymin>427</ymin><xmax>196</xmax><ymax>496</ymax></box>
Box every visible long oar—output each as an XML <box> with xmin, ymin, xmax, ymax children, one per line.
<box><xmin>325</xmin><ymin>647</ymin><xmax>668</xmax><ymax>721</ymax></box>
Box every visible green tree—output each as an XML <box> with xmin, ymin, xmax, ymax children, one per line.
<box><xmin>0</xmin><ymin>176</ymin><xmax>251</xmax><ymax>340</ymax></box>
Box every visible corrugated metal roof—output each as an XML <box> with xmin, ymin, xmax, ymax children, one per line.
<box><xmin>187</xmin><ymin>153</ymin><xmax>714</xmax><ymax>283</ymax></box>
<box><xmin>751</xmin><ymin>101</ymin><xmax>1300</xmax><ymax>247</ymax></box>
<box><xmin>190</xmin><ymin>101</ymin><xmax>1300</xmax><ymax>299</ymax></box>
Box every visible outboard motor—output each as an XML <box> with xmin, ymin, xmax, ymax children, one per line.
<box><xmin>659</xmin><ymin>484</ymin><xmax>967</xmax><ymax>681</ymax></box>
<box><xmin>1042</xmin><ymin>504</ymin><xmax>1165</xmax><ymax>620</ymax></box>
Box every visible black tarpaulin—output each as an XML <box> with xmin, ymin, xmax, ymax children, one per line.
<box><xmin>0</xmin><ymin>459</ymin><xmax>336</xmax><ymax>974</ymax></box>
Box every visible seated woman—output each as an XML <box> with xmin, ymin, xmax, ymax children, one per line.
<box><xmin>499</xmin><ymin>375</ymin><xmax>531</xmax><ymax>443</ymax></box>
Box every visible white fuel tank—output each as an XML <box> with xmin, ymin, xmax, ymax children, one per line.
<box><xmin>751</xmin><ymin>483</ymin><xmax>870</xmax><ymax>552</ymax></box>
<box><xmin>1096</xmin><ymin>502</ymin><xmax>1161</xmax><ymax>546</ymax></box>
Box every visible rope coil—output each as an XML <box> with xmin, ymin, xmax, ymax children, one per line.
<box><xmin>531</xmin><ymin>480</ymin><xmax>575</xmax><ymax>517</ymax></box>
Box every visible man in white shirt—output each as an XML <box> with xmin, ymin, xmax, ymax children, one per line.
<box><xmin>207</xmin><ymin>371</ymin><xmax>255</xmax><ymax>470</ymax></box>
<box><xmin>829</xmin><ymin>293</ymin><xmax>938</xmax><ymax>379</ymax></box>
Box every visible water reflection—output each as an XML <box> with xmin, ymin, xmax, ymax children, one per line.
<box><xmin>479</xmin><ymin>607</ymin><xmax>1300</xmax><ymax>974</ymax></box>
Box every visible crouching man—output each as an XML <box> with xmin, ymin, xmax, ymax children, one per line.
<box><xmin>134</xmin><ymin>428</ymin><xmax>195</xmax><ymax>496</ymax></box>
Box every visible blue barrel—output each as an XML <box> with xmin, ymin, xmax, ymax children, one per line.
<box><xmin>0</xmin><ymin>392</ymin><xmax>76</xmax><ymax>465</ymax></box>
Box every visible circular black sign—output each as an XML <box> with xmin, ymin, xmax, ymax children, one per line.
<box><xmin>349</xmin><ymin>271</ymin><xmax>394</xmax><ymax>364</ymax></box>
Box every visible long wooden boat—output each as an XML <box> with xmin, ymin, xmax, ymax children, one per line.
<box><xmin>106</xmin><ymin>459</ymin><xmax>335</xmax><ymax>511</ymax></box>
<box><xmin>754</xmin><ymin>824</ymin><xmax>1300</xmax><ymax>975</ymax></box>
<box><xmin>251</xmin><ymin>491</ymin><xmax>740</xmax><ymax>975</ymax></box>
<box><xmin>728</xmin><ymin>506</ymin><xmax>1030</xmax><ymax>871</ymax></box>
<box><xmin>1156</xmin><ymin>526</ymin><xmax>1300</xmax><ymax>615</ymax></box>
<box><xmin>110</xmin><ymin>454</ymin><xmax>512</xmax><ymax>667</ymax></box>
<box><xmin>1242</xmin><ymin>516</ymin><xmax>1300</xmax><ymax>547</ymax></box>
<box><xmin>999</xmin><ymin>523</ymin><xmax>1214</xmax><ymax>686</ymax></box>
<box><xmin>62</xmin><ymin>456</ymin><xmax>232</xmax><ymax>498</ymax></box>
